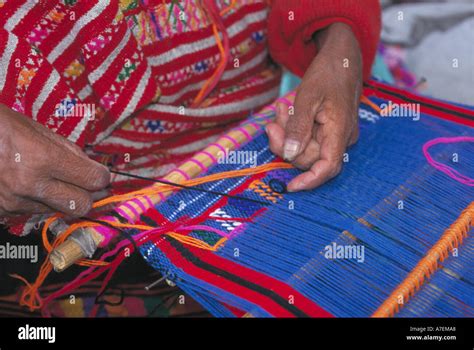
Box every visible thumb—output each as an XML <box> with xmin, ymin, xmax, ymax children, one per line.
<box><xmin>283</xmin><ymin>93</ymin><xmax>319</xmax><ymax>161</ymax></box>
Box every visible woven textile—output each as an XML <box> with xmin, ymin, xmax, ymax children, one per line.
<box><xmin>0</xmin><ymin>0</ymin><xmax>381</xmax><ymax>235</ymax></box>
<box><xmin>133</xmin><ymin>80</ymin><xmax>474</xmax><ymax>317</ymax></box>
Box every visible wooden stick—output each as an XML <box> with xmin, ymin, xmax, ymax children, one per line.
<box><xmin>50</xmin><ymin>94</ymin><xmax>295</xmax><ymax>272</ymax></box>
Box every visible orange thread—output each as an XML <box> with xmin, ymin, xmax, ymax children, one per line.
<box><xmin>360</xmin><ymin>95</ymin><xmax>381</xmax><ymax>114</ymax></box>
<box><xmin>372</xmin><ymin>201</ymin><xmax>474</xmax><ymax>317</ymax></box>
<box><xmin>249</xmin><ymin>179</ymin><xmax>282</xmax><ymax>203</ymax></box>
<box><xmin>258</xmin><ymin>181</ymin><xmax>283</xmax><ymax>201</ymax></box>
<box><xmin>95</xmin><ymin>162</ymin><xmax>292</xmax><ymax>208</ymax></box>
<box><xmin>192</xmin><ymin>0</ymin><xmax>236</xmax><ymax>107</ymax></box>
<box><xmin>15</xmin><ymin>162</ymin><xmax>293</xmax><ymax>311</ymax></box>
<box><xmin>360</xmin><ymin>95</ymin><xmax>393</xmax><ymax>116</ymax></box>
<box><xmin>14</xmin><ymin>94</ymin><xmax>408</xmax><ymax>312</ymax></box>
<box><xmin>192</xmin><ymin>26</ymin><xmax>225</xmax><ymax>106</ymax></box>
<box><xmin>219</xmin><ymin>0</ymin><xmax>236</xmax><ymax>16</ymax></box>
<box><xmin>167</xmin><ymin>232</ymin><xmax>226</xmax><ymax>251</ymax></box>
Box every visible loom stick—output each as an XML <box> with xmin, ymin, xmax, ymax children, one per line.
<box><xmin>50</xmin><ymin>93</ymin><xmax>297</xmax><ymax>272</ymax></box>
<box><xmin>372</xmin><ymin>201</ymin><xmax>474</xmax><ymax>317</ymax></box>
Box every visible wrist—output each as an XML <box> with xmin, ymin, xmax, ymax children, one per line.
<box><xmin>313</xmin><ymin>23</ymin><xmax>350</xmax><ymax>48</ymax></box>
<box><xmin>313</xmin><ymin>22</ymin><xmax>360</xmax><ymax>58</ymax></box>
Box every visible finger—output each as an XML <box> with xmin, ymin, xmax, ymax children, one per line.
<box><xmin>29</xmin><ymin>119</ymin><xmax>110</xmax><ymax>191</ymax></box>
<box><xmin>283</xmin><ymin>91</ymin><xmax>322</xmax><ymax>161</ymax></box>
<box><xmin>266</xmin><ymin>122</ymin><xmax>285</xmax><ymax>158</ymax></box>
<box><xmin>288</xmin><ymin>125</ymin><xmax>346</xmax><ymax>191</ymax></box>
<box><xmin>47</xmin><ymin>146</ymin><xmax>110</xmax><ymax>192</ymax></box>
<box><xmin>30</xmin><ymin>120</ymin><xmax>89</xmax><ymax>160</ymax></box>
<box><xmin>287</xmin><ymin>158</ymin><xmax>342</xmax><ymax>192</ymax></box>
<box><xmin>291</xmin><ymin>138</ymin><xmax>321</xmax><ymax>170</ymax></box>
<box><xmin>275</xmin><ymin>102</ymin><xmax>290</xmax><ymax>129</ymax></box>
<box><xmin>28</xmin><ymin>180</ymin><xmax>94</xmax><ymax>217</ymax></box>
<box><xmin>18</xmin><ymin>200</ymin><xmax>54</xmax><ymax>215</ymax></box>
<box><xmin>0</xmin><ymin>197</ymin><xmax>53</xmax><ymax>216</ymax></box>
<box><xmin>266</xmin><ymin>102</ymin><xmax>291</xmax><ymax>157</ymax></box>
<box><xmin>91</xmin><ymin>188</ymin><xmax>111</xmax><ymax>201</ymax></box>
<box><xmin>348</xmin><ymin>124</ymin><xmax>359</xmax><ymax>146</ymax></box>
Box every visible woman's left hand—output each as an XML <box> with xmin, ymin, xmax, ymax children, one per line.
<box><xmin>266</xmin><ymin>22</ymin><xmax>363</xmax><ymax>191</ymax></box>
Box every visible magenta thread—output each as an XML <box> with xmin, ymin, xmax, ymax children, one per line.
<box><xmin>423</xmin><ymin>136</ymin><xmax>474</xmax><ymax>186</ymax></box>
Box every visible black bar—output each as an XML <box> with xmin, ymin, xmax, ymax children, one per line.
<box><xmin>0</xmin><ymin>317</ymin><xmax>472</xmax><ymax>349</ymax></box>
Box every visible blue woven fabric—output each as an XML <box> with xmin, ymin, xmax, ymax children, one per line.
<box><xmin>140</xmin><ymin>99</ymin><xmax>473</xmax><ymax>317</ymax></box>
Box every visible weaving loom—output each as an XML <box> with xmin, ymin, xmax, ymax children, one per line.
<box><xmin>19</xmin><ymin>80</ymin><xmax>474</xmax><ymax>318</ymax></box>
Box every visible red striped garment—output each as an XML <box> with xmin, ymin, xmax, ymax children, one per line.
<box><xmin>0</xmin><ymin>0</ymin><xmax>380</xmax><ymax>235</ymax></box>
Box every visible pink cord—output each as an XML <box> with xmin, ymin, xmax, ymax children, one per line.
<box><xmin>40</xmin><ymin>223</ymin><xmax>229</xmax><ymax>316</ymax></box>
<box><xmin>423</xmin><ymin>136</ymin><xmax>474</xmax><ymax>186</ymax></box>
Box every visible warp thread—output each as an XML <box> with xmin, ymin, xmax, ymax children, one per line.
<box><xmin>11</xmin><ymin>162</ymin><xmax>292</xmax><ymax>313</ymax></box>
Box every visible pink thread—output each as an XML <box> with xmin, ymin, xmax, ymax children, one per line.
<box><xmin>221</xmin><ymin>135</ymin><xmax>240</xmax><ymax>148</ymax></box>
<box><xmin>276</xmin><ymin>97</ymin><xmax>293</xmax><ymax>106</ymax></box>
<box><xmin>248</xmin><ymin>121</ymin><xmax>261</xmax><ymax>131</ymax></box>
<box><xmin>41</xmin><ymin>226</ymin><xmax>169</xmax><ymax>317</ymax></box>
<box><xmin>226</xmin><ymin>223</ymin><xmax>246</xmax><ymax>240</ymax></box>
<box><xmin>96</xmin><ymin>216</ymin><xmax>120</xmax><ymax>246</ymax></box>
<box><xmin>209</xmin><ymin>142</ymin><xmax>227</xmax><ymax>156</ymax></box>
<box><xmin>140</xmin><ymin>195</ymin><xmax>154</xmax><ymax>208</ymax></box>
<box><xmin>423</xmin><ymin>136</ymin><xmax>474</xmax><ymax>186</ymax></box>
<box><xmin>115</xmin><ymin>207</ymin><xmax>133</xmax><ymax>222</ymax></box>
<box><xmin>123</xmin><ymin>202</ymin><xmax>140</xmax><ymax>218</ymax></box>
<box><xmin>96</xmin><ymin>226</ymin><xmax>115</xmax><ymax>247</ymax></box>
<box><xmin>157</xmin><ymin>192</ymin><xmax>166</xmax><ymax>202</ymax></box>
<box><xmin>89</xmin><ymin>254</ymin><xmax>124</xmax><ymax>317</ymax></box>
<box><xmin>132</xmin><ymin>198</ymin><xmax>147</xmax><ymax>212</ymax></box>
<box><xmin>197</xmin><ymin>150</ymin><xmax>217</xmax><ymax>163</ymax></box>
<box><xmin>236</xmin><ymin>127</ymin><xmax>251</xmax><ymax>141</ymax></box>
<box><xmin>41</xmin><ymin>239</ymin><xmax>131</xmax><ymax>317</ymax></box>
<box><xmin>171</xmin><ymin>168</ymin><xmax>191</xmax><ymax>180</ymax></box>
<box><xmin>188</xmin><ymin>158</ymin><xmax>208</xmax><ymax>172</ymax></box>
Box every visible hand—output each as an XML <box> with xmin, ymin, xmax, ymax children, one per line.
<box><xmin>0</xmin><ymin>104</ymin><xmax>110</xmax><ymax>217</ymax></box>
<box><xmin>266</xmin><ymin>22</ymin><xmax>362</xmax><ymax>191</ymax></box>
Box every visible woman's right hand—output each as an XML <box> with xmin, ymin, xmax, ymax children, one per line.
<box><xmin>0</xmin><ymin>104</ymin><xmax>110</xmax><ymax>217</ymax></box>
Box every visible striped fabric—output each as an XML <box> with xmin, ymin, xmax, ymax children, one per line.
<box><xmin>0</xmin><ymin>1</ymin><xmax>279</xmax><ymax>174</ymax></box>
<box><xmin>0</xmin><ymin>0</ymin><xmax>380</xmax><ymax>235</ymax></box>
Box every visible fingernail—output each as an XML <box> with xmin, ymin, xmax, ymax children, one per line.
<box><xmin>283</xmin><ymin>139</ymin><xmax>300</xmax><ymax>161</ymax></box>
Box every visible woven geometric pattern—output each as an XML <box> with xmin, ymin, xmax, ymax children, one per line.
<box><xmin>139</xmin><ymin>88</ymin><xmax>474</xmax><ymax>317</ymax></box>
